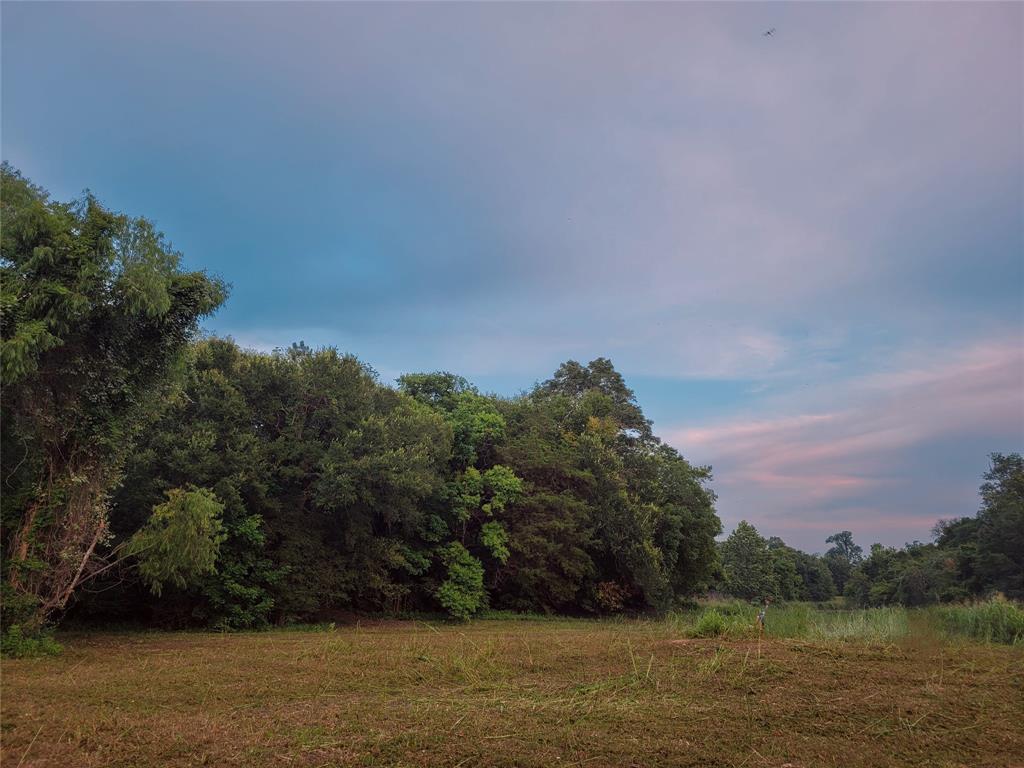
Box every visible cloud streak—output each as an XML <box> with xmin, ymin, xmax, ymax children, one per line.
<box><xmin>667</xmin><ymin>338</ymin><xmax>1024</xmax><ymax>550</ymax></box>
<box><xmin>3</xmin><ymin>2</ymin><xmax>1021</xmax><ymax>549</ymax></box>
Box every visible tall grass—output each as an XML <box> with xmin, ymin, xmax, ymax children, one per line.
<box><xmin>929</xmin><ymin>596</ymin><xmax>1024</xmax><ymax>645</ymax></box>
<box><xmin>808</xmin><ymin>608</ymin><xmax>908</xmax><ymax>643</ymax></box>
<box><xmin>675</xmin><ymin>597</ymin><xmax>1023</xmax><ymax>645</ymax></box>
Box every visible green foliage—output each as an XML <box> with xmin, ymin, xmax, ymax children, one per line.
<box><xmin>436</xmin><ymin>542</ymin><xmax>486</xmax><ymax>620</ymax></box>
<box><xmin>967</xmin><ymin>453</ymin><xmax>1023</xmax><ymax>599</ymax></box>
<box><xmin>479</xmin><ymin>465</ymin><xmax>523</xmax><ymax>516</ymax></box>
<box><xmin>792</xmin><ymin>549</ymin><xmax>836</xmax><ymax>602</ymax></box>
<box><xmin>128</xmin><ymin>488</ymin><xmax>226</xmax><ymax>596</ymax></box>
<box><xmin>0</xmin><ymin>624</ymin><xmax>62</xmax><ymax>658</ymax></box>
<box><xmin>690</xmin><ymin>608</ymin><xmax>727</xmax><ymax>638</ymax></box>
<box><xmin>0</xmin><ymin>581</ymin><xmax>40</xmax><ymax>631</ymax></box>
<box><xmin>397</xmin><ymin>372</ymin><xmax>474</xmax><ymax>411</ymax></box>
<box><xmin>480</xmin><ymin>521</ymin><xmax>511</xmax><ymax>564</ymax></box>
<box><xmin>1</xmin><ymin>165</ymin><xmax>226</xmax><ymax>629</ymax></box>
<box><xmin>841</xmin><ymin>454</ymin><xmax>1024</xmax><ymax>609</ymax></box>
<box><xmin>767</xmin><ymin>537</ymin><xmax>803</xmax><ymax>601</ymax></box>
<box><xmin>720</xmin><ymin>521</ymin><xmax>776</xmax><ymax>600</ymax></box>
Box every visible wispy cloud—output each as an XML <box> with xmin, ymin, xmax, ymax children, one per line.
<box><xmin>667</xmin><ymin>337</ymin><xmax>1024</xmax><ymax>550</ymax></box>
<box><xmin>4</xmin><ymin>1</ymin><xmax>1021</xmax><ymax>551</ymax></box>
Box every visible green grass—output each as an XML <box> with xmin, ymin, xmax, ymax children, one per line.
<box><xmin>928</xmin><ymin>596</ymin><xmax>1024</xmax><ymax>645</ymax></box>
<box><xmin>675</xmin><ymin>598</ymin><xmax>1023</xmax><ymax>645</ymax></box>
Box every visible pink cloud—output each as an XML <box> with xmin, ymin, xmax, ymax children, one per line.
<box><xmin>665</xmin><ymin>336</ymin><xmax>1024</xmax><ymax>548</ymax></box>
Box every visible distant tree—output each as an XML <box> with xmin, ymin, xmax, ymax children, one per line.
<box><xmin>766</xmin><ymin>537</ymin><xmax>804</xmax><ymax>601</ymax></box>
<box><xmin>792</xmin><ymin>551</ymin><xmax>836</xmax><ymax>602</ymax></box>
<box><xmin>973</xmin><ymin>453</ymin><xmax>1024</xmax><ymax>599</ymax></box>
<box><xmin>720</xmin><ymin>521</ymin><xmax>776</xmax><ymax>600</ymax></box>
<box><xmin>826</xmin><ymin>531</ymin><xmax>864</xmax><ymax>564</ymax></box>
<box><xmin>824</xmin><ymin>531</ymin><xmax>863</xmax><ymax>593</ymax></box>
<box><xmin>845</xmin><ymin>541</ymin><xmax>960</xmax><ymax>608</ymax></box>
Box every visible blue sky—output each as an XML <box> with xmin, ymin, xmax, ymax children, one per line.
<box><xmin>3</xmin><ymin>2</ymin><xmax>1021</xmax><ymax>552</ymax></box>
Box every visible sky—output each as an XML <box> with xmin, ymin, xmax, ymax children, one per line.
<box><xmin>3</xmin><ymin>1</ymin><xmax>1021</xmax><ymax>552</ymax></box>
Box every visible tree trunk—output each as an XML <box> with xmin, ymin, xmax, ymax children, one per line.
<box><xmin>4</xmin><ymin>465</ymin><xmax>112</xmax><ymax>633</ymax></box>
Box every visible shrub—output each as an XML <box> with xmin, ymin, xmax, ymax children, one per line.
<box><xmin>690</xmin><ymin>609</ymin><xmax>727</xmax><ymax>638</ymax></box>
<box><xmin>436</xmin><ymin>543</ymin><xmax>486</xmax><ymax>621</ymax></box>
<box><xmin>1</xmin><ymin>625</ymin><xmax>62</xmax><ymax>658</ymax></box>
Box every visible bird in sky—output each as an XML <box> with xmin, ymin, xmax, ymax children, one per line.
<box><xmin>763</xmin><ymin>27</ymin><xmax>776</xmax><ymax>37</ymax></box>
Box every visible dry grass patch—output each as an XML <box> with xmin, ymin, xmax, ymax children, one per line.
<box><xmin>2</xmin><ymin>619</ymin><xmax>1022</xmax><ymax>767</ymax></box>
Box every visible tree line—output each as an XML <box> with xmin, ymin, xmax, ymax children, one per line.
<box><xmin>1</xmin><ymin>166</ymin><xmax>720</xmax><ymax>633</ymax></box>
<box><xmin>2</xmin><ymin>165</ymin><xmax>1019</xmax><ymax>641</ymax></box>
<box><xmin>717</xmin><ymin>453</ymin><xmax>1023</xmax><ymax>605</ymax></box>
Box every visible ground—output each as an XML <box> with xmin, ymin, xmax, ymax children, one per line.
<box><xmin>2</xmin><ymin>618</ymin><xmax>1022</xmax><ymax>767</ymax></box>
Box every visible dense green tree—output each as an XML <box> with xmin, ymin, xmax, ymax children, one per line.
<box><xmin>972</xmin><ymin>453</ymin><xmax>1024</xmax><ymax>599</ymax></box>
<box><xmin>435</xmin><ymin>542</ymin><xmax>486</xmax><ymax>620</ymax></box>
<box><xmin>792</xmin><ymin>550</ymin><xmax>836</xmax><ymax>602</ymax></box>
<box><xmin>844</xmin><ymin>455</ymin><xmax>1023</xmax><ymax>607</ymax></box>
<box><xmin>0</xmin><ymin>165</ymin><xmax>226</xmax><ymax>631</ymax></box>
<box><xmin>524</xmin><ymin>362</ymin><xmax>720</xmax><ymax>611</ymax></box>
<box><xmin>767</xmin><ymin>538</ymin><xmax>804</xmax><ymax>601</ymax></box>
<box><xmin>720</xmin><ymin>521</ymin><xmax>775</xmax><ymax>600</ymax></box>
<box><xmin>127</xmin><ymin>488</ymin><xmax>226</xmax><ymax>597</ymax></box>
<box><xmin>824</xmin><ymin>530</ymin><xmax>863</xmax><ymax>593</ymax></box>
<box><xmin>490</xmin><ymin>396</ymin><xmax>597</xmax><ymax>612</ymax></box>
<box><xmin>826</xmin><ymin>531</ymin><xmax>864</xmax><ymax>563</ymax></box>
<box><xmin>104</xmin><ymin>338</ymin><xmax>281</xmax><ymax>628</ymax></box>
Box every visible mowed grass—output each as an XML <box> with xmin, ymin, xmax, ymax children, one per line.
<box><xmin>2</xmin><ymin>615</ymin><xmax>1023</xmax><ymax>768</ymax></box>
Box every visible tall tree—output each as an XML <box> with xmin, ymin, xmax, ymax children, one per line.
<box><xmin>935</xmin><ymin>453</ymin><xmax>1024</xmax><ymax>600</ymax></box>
<box><xmin>0</xmin><ymin>165</ymin><xmax>226</xmax><ymax>631</ymax></box>
<box><xmin>974</xmin><ymin>453</ymin><xmax>1024</xmax><ymax>599</ymax></box>
<box><xmin>824</xmin><ymin>530</ymin><xmax>863</xmax><ymax>593</ymax></box>
<box><xmin>720</xmin><ymin>521</ymin><xmax>776</xmax><ymax>600</ymax></box>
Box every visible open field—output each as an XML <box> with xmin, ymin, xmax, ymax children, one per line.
<box><xmin>2</xmin><ymin>615</ymin><xmax>1023</xmax><ymax>768</ymax></box>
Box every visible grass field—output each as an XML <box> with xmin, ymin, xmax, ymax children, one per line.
<box><xmin>2</xmin><ymin>611</ymin><xmax>1023</xmax><ymax>767</ymax></box>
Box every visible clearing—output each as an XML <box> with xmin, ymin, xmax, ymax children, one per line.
<box><xmin>2</xmin><ymin>618</ymin><xmax>1022</xmax><ymax>767</ymax></box>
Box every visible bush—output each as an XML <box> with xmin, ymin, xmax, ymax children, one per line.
<box><xmin>690</xmin><ymin>609</ymin><xmax>727</xmax><ymax>638</ymax></box>
<box><xmin>436</xmin><ymin>543</ymin><xmax>486</xmax><ymax>620</ymax></box>
<box><xmin>1</xmin><ymin>625</ymin><xmax>62</xmax><ymax>658</ymax></box>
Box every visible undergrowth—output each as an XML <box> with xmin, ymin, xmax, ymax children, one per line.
<box><xmin>1</xmin><ymin>625</ymin><xmax>63</xmax><ymax>658</ymax></box>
